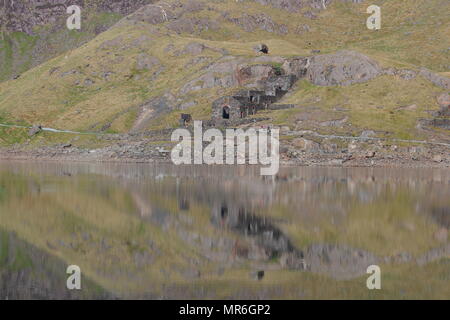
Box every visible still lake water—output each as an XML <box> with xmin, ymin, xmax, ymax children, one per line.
<box><xmin>0</xmin><ymin>161</ymin><xmax>449</xmax><ymax>299</ymax></box>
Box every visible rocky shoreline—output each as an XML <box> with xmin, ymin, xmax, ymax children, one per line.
<box><xmin>1</xmin><ymin>140</ymin><xmax>448</xmax><ymax>169</ymax></box>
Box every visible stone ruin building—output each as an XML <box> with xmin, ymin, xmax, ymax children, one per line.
<box><xmin>211</xmin><ymin>73</ymin><xmax>299</xmax><ymax>122</ymax></box>
<box><xmin>176</xmin><ymin>56</ymin><xmax>309</xmax><ymax>127</ymax></box>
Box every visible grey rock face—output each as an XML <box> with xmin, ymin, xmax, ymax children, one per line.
<box><xmin>136</xmin><ymin>53</ymin><xmax>161</xmax><ymax>70</ymax></box>
<box><xmin>179</xmin><ymin>57</ymin><xmax>274</xmax><ymax>95</ymax></box>
<box><xmin>228</xmin><ymin>13</ymin><xmax>288</xmax><ymax>35</ymax></box>
<box><xmin>180</xmin><ymin>72</ymin><xmax>237</xmax><ymax>95</ymax></box>
<box><xmin>167</xmin><ymin>16</ymin><xmax>219</xmax><ymax>34</ymax></box>
<box><xmin>419</xmin><ymin>68</ymin><xmax>450</xmax><ymax>90</ymax></box>
<box><xmin>0</xmin><ymin>0</ymin><xmax>155</xmax><ymax>34</ymax></box>
<box><xmin>282</xmin><ymin>57</ymin><xmax>309</xmax><ymax>78</ymax></box>
<box><xmin>306</xmin><ymin>50</ymin><xmax>381</xmax><ymax>86</ymax></box>
<box><xmin>125</xmin><ymin>2</ymin><xmax>171</xmax><ymax>25</ymax></box>
<box><xmin>382</xmin><ymin>68</ymin><xmax>417</xmax><ymax>80</ymax></box>
<box><xmin>253</xmin><ymin>0</ymin><xmax>359</xmax><ymax>12</ymax></box>
<box><xmin>182</xmin><ymin>42</ymin><xmax>206</xmax><ymax>55</ymax></box>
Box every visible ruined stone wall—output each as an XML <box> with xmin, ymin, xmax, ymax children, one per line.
<box><xmin>211</xmin><ymin>96</ymin><xmax>242</xmax><ymax>121</ymax></box>
<box><xmin>263</xmin><ymin>75</ymin><xmax>296</xmax><ymax>92</ymax></box>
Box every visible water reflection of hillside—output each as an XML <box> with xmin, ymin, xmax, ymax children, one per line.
<box><xmin>0</xmin><ymin>162</ymin><xmax>448</xmax><ymax>299</ymax></box>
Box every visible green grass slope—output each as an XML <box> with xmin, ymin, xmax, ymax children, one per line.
<box><xmin>0</xmin><ymin>0</ymin><xmax>448</xmax><ymax>144</ymax></box>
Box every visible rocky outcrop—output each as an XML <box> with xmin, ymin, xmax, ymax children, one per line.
<box><xmin>382</xmin><ymin>68</ymin><xmax>418</xmax><ymax>80</ymax></box>
<box><xmin>0</xmin><ymin>0</ymin><xmax>156</xmax><ymax>34</ymax></box>
<box><xmin>306</xmin><ymin>50</ymin><xmax>381</xmax><ymax>86</ymax></box>
<box><xmin>135</xmin><ymin>53</ymin><xmax>161</xmax><ymax>71</ymax></box>
<box><xmin>227</xmin><ymin>13</ymin><xmax>288</xmax><ymax>35</ymax></box>
<box><xmin>253</xmin><ymin>0</ymin><xmax>324</xmax><ymax>12</ymax></box>
<box><xmin>253</xmin><ymin>0</ymin><xmax>363</xmax><ymax>12</ymax></box>
<box><xmin>419</xmin><ymin>68</ymin><xmax>450</xmax><ymax>90</ymax></box>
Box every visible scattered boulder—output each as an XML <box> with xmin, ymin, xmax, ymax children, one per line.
<box><xmin>102</xmin><ymin>71</ymin><xmax>114</xmax><ymax>80</ymax></box>
<box><xmin>365</xmin><ymin>151</ymin><xmax>376</xmax><ymax>158</ymax></box>
<box><xmin>28</xmin><ymin>125</ymin><xmax>42</xmax><ymax>137</ymax></box>
<box><xmin>83</xmin><ymin>79</ymin><xmax>95</xmax><ymax>86</ymax></box>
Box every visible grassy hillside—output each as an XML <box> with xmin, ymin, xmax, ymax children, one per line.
<box><xmin>0</xmin><ymin>12</ymin><xmax>124</xmax><ymax>82</ymax></box>
<box><xmin>0</xmin><ymin>0</ymin><xmax>448</xmax><ymax>145</ymax></box>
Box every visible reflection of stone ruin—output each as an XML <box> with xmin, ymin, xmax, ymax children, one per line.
<box><xmin>211</xmin><ymin>74</ymin><xmax>298</xmax><ymax>122</ymax></box>
<box><xmin>211</xmin><ymin>201</ymin><xmax>305</xmax><ymax>268</ymax></box>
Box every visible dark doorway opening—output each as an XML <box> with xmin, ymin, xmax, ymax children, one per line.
<box><xmin>222</xmin><ymin>106</ymin><xmax>230</xmax><ymax>119</ymax></box>
<box><xmin>221</xmin><ymin>205</ymin><xmax>228</xmax><ymax>219</ymax></box>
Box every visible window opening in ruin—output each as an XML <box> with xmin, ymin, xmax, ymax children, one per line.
<box><xmin>222</xmin><ymin>106</ymin><xmax>230</xmax><ymax>119</ymax></box>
